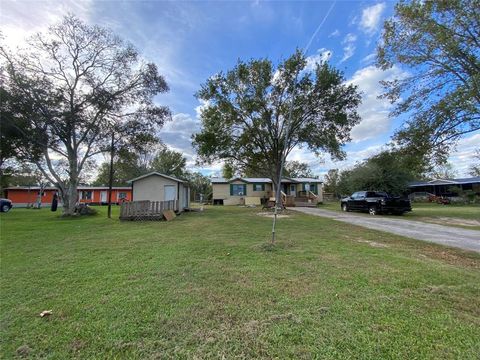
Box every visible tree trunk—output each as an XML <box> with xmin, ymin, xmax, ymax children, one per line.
<box><xmin>61</xmin><ymin>182</ymin><xmax>78</xmax><ymax>216</ymax></box>
<box><xmin>272</xmin><ymin>163</ymin><xmax>283</xmax><ymax>207</ymax></box>
<box><xmin>107</xmin><ymin>132</ymin><xmax>115</xmax><ymax>219</ymax></box>
<box><xmin>35</xmin><ymin>187</ymin><xmax>43</xmax><ymax>209</ymax></box>
<box><xmin>60</xmin><ymin>151</ymin><xmax>80</xmax><ymax>216</ymax></box>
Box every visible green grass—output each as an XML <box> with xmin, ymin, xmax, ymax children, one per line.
<box><xmin>319</xmin><ymin>202</ymin><xmax>480</xmax><ymax>230</ymax></box>
<box><xmin>1</xmin><ymin>206</ymin><xmax>479</xmax><ymax>359</ymax></box>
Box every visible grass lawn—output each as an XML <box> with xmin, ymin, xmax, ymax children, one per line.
<box><xmin>319</xmin><ymin>202</ymin><xmax>480</xmax><ymax>230</ymax></box>
<box><xmin>1</xmin><ymin>206</ymin><xmax>480</xmax><ymax>359</ymax></box>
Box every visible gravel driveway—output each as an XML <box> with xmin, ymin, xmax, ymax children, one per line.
<box><xmin>290</xmin><ymin>207</ymin><xmax>480</xmax><ymax>253</ymax></box>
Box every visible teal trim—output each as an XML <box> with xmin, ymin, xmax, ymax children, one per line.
<box><xmin>262</xmin><ymin>183</ymin><xmax>265</xmax><ymax>191</ymax></box>
<box><xmin>243</xmin><ymin>184</ymin><xmax>247</xmax><ymax>195</ymax></box>
<box><xmin>302</xmin><ymin>183</ymin><xmax>305</xmax><ymax>191</ymax></box>
<box><xmin>230</xmin><ymin>184</ymin><xmax>233</xmax><ymax>196</ymax></box>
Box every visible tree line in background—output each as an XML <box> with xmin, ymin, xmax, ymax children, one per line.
<box><xmin>324</xmin><ymin>148</ymin><xmax>480</xmax><ymax>198</ymax></box>
<box><xmin>221</xmin><ymin>160</ymin><xmax>317</xmax><ymax>179</ymax></box>
<box><xmin>93</xmin><ymin>144</ymin><xmax>211</xmax><ymax>200</ymax></box>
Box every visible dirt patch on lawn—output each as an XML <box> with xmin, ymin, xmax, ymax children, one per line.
<box><xmin>419</xmin><ymin>217</ymin><xmax>480</xmax><ymax>227</ymax></box>
<box><xmin>356</xmin><ymin>240</ymin><xmax>389</xmax><ymax>248</ymax></box>
<box><xmin>417</xmin><ymin>246</ymin><xmax>480</xmax><ymax>269</ymax></box>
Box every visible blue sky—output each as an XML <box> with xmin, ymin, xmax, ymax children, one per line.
<box><xmin>1</xmin><ymin>0</ymin><xmax>478</xmax><ymax>178</ymax></box>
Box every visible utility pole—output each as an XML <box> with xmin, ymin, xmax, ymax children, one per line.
<box><xmin>107</xmin><ymin>131</ymin><xmax>115</xmax><ymax>219</ymax></box>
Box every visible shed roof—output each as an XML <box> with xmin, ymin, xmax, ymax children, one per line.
<box><xmin>128</xmin><ymin>172</ymin><xmax>185</xmax><ymax>183</ymax></box>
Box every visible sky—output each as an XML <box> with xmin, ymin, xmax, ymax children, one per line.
<box><xmin>1</xmin><ymin>0</ymin><xmax>478</xmax><ymax>179</ymax></box>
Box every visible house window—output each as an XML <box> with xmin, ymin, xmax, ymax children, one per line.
<box><xmin>303</xmin><ymin>183</ymin><xmax>317</xmax><ymax>194</ymax></box>
<box><xmin>230</xmin><ymin>184</ymin><xmax>246</xmax><ymax>196</ymax></box>
<box><xmin>253</xmin><ymin>184</ymin><xmax>264</xmax><ymax>191</ymax></box>
<box><xmin>118</xmin><ymin>192</ymin><xmax>127</xmax><ymax>200</ymax></box>
<box><xmin>81</xmin><ymin>191</ymin><xmax>92</xmax><ymax>200</ymax></box>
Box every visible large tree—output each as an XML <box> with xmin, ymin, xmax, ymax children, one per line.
<box><xmin>93</xmin><ymin>149</ymin><xmax>149</xmax><ymax>186</ymax></box>
<box><xmin>377</xmin><ymin>0</ymin><xmax>480</xmax><ymax>164</ymax></box>
<box><xmin>183</xmin><ymin>172</ymin><xmax>212</xmax><ymax>201</ymax></box>
<box><xmin>337</xmin><ymin>150</ymin><xmax>418</xmax><ymax>196</ymax></box>
<box><xmin>284</xmin><ymin>161</ymin><xmax>315</xmax><ymax>178</ymax></box>
<box><xmin>0</xmin><ymin>15</ymin><xmax>170</xmax><ymax>215</ymax></box>
<box><xmin>221</xmin><ymin>160</ymin><xmax>315</xmax><ymax>179</ymax></box>
<box><xmin>323</xmin><ymin>169</ymin><xmax>341</xmax><ymax>198</ymax></box>
<box><xmin>94</xmin><ymin>144</ymin><xmax>187</xmax><ymax>185</ymax></box>
<box><xmin>193</xmin><ymin>51</ymin><xmax>361</xmax><ymax>193</ymax></box>
<box><xmin>150</xmin><ymin>147</ymin><xmax>187</xmax><ymax>179</ymax></box>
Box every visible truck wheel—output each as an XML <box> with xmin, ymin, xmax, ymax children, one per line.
<box><xmin>341</xmin><ymin>203</ymin><xmax>349</xmax><ymax>212</ymax></box>
<box><xmin>368</xmin><ymin>205</ymin><xmax>377</xmax><ymax>215</ymax></box>
<box><xmin>1</xmin><ymin>205</ymin><xmax>10</xmax><ymax>213</ymax></box>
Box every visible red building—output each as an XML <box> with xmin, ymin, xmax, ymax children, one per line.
<box><xmin>4</xmin><ymin>186</ymin><xmax>132</xmax><ymax>207</ymax></box>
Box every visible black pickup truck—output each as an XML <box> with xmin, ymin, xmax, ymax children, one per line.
<box><xmin>340</xmin><ymin>191</ymin><xmax>412</xmax><ymax>215</ymax></box>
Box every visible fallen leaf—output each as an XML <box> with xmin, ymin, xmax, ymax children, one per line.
<box><xmin>40</xmin><ymin>310</ymin><xmax>52</xmax><ymax>317</ymax></box>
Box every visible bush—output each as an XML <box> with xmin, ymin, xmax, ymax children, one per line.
<box><xmin>74</xmin><ymin>204</ymin><xmax>98</xmax><ymax>216</ymax></box>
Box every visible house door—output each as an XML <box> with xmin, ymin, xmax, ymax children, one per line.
<box><xmin>290</xmin><ymin>184</ymin><xmax>296</xmax><ymax>197</ymax></box>
<box><xmin>100</xmin><ymin>191</ymin><xmax>107</xmax><ymax>203</ymax></box>
<box><xmin>164</xmin><ymin>185</ymin><xmax>176</xmax><ymax>201</ymax></box>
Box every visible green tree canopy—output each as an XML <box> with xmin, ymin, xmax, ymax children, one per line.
<box><xmin>193</xmin><ymin>51</ymin><xmax>361</xmax><ymax>191</ymax></box>
<box><xmin>377</xmin><ymin>0</ymin><xmax>480</xmax><ymax>164</ymax></box>
<box><xmin>337</xmin><ymin>150</ymin><xmax>418</xmax><ymax>196</ymax></box>
<box><xmin>183</xmin><ymin>172</ymin><xmax>212</xmax><ymax>201</ymax></box>
<box><xmin>323</xmin><ymin>169</ymin><xmax>341</xmax><ymax>197</ymax></box>
<box><xmin>93</xmin><ymin>145</ymin><xmax>187</xmax><ymax>186</ymax></box>
<box><xmin>283</xmin><ymin>161</ymin><xmax>315</xmax><ymax>178</ymax></box>
<box><xmin>150</xmin><ymin>147</ymin><xmax>187</xmax><ymax>179</ymax></box>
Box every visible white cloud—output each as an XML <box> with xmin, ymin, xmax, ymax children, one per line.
<box><xmin>329</xmin><ymin>29</ymin><xmax>340</xmax><ymax>37</ymax></box>
<box><xmin>343</xmin><ymin>33</ymin><xmax>357</xmax><ymax>43</ymax></box>
<box><xmin>448</xmin><ymin>133</ymin><xmax>480</xmax><ymax>176</ymax></box>
<box><xmin>195</xmin><ymin>99</ymin><xmax>211</xmax><ymax>119</ymax></box>
<box><xmin>362</xmin><ymin>53</ymin><xmax>377</xmax><ymax>64</ymax></box>
<box><xmin>359</xmin><ymin>2</ymin><xmax>386</xmax><ymax>35</ymax></box>
<box><xmin>0</xmin><ymin>0</ymin><xmax>93</xmax><ymax>49</ymax></box>
<box><xmin>346</xmin><ymin>65</ymin><xmax>408</xmax><ymax>142</ymax></box>
<box><xmin>305</xmin><ymin>48</ymin><xmax>332</xmax><ymax>71</ymax></box>
<box><xmin>340</xmin><ymin>33</ymin><xmax>357</xmax><ymax>63</ymax></box>
<box><xmin>287</xmin><ymin>143</ymin><xmax>386</xmax><ymax>180</ymax></box>
<box><xmin>159</xmin><ymin>112</ymin><xmax>201</xmax><ymax>168</ymax></box>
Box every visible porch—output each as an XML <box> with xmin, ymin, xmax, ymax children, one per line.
<box><xmin>266</xmin><ymin>188</ymin><xmax>320</xmax><ymax>208</ymax></box>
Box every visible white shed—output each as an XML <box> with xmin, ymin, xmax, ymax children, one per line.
<box><xmin>129</xmin><ymin>172</ymin><xmax>190</xmax><ymax>212</ymax></box>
